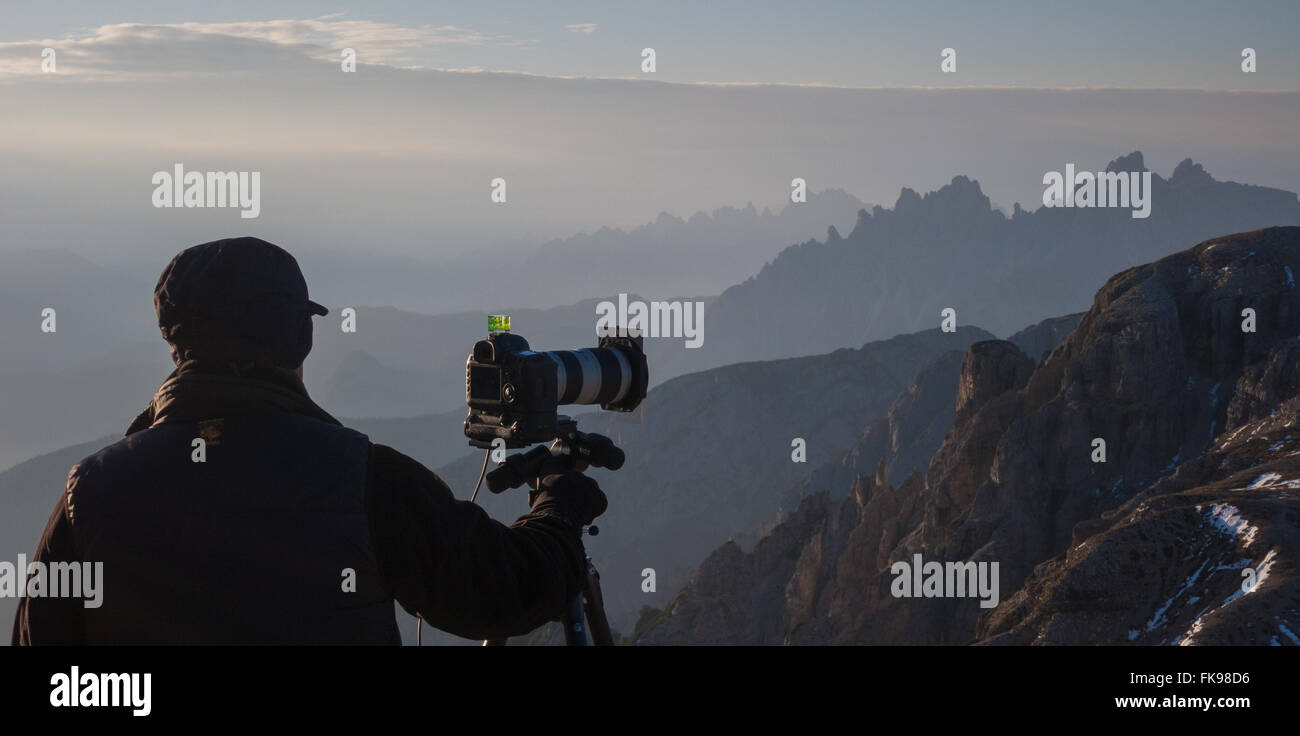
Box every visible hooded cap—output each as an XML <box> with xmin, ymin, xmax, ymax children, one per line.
<box><xmin>154</xmin><ymin>237</ymin><xmax>328</xmax><ymax>369</ymax></box>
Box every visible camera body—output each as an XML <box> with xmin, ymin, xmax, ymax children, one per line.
<box><xmin>464</xmin><ymin>327</ymin><xmax>648</xmax><ymax>448</ymax></box>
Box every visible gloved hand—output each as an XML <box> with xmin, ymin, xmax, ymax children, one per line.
<box><xmin>528</xmin><ymin>472</ymin><xmax>608</xmax><ymax>527</ymax></box>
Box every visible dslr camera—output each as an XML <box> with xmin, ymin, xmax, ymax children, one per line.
<box><xmin>464</xmin><ymin>315</ymin><xmax>648</xmax><ymax>449</ymax></box>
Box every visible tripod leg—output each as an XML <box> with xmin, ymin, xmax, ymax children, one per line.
<box><xmin>561</xmin><ymin>592</ymin><xmax>589</xmax><ymax>646</ymax></box>
<box><xmin>483</xmin><ymin>578</ymin><xmax>594</xmax><ymax>646</ymax></box>
<box><xmin>582</xmin><ymin>558</ymin><xmax>615</xmax><ymax>646</ymax></box>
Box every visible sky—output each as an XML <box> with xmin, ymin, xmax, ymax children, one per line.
<box><xmin>0</xmin><ymin>2</ymin><xmax>1297</xmax><ymax>270</ymax></box>
<box><xmin>4</xmin><ymin>0</ymin><xmax>1298</xmax><ymax>89</ymax></box>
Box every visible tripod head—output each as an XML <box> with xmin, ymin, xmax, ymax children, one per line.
<box><xmin>484</xmin><ymin>417</ymin><xmax>625</xmax><ymax>493</ymax></box>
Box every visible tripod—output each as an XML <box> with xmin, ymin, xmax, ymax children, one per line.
<box><xmin>478</xmin><ymin>420</ymin><xmax>621</xmax><ymax>646</ymax></box>
<box><xmin>489</xmin><ymin>553</ymin><xmax>612</xmax><ymax>646</ymax></box>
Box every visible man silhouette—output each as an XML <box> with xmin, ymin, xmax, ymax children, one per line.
<box><xmin>12</xmin><ymin>236</ymin><xmax>606</xmax><ymax>645</ymax></box>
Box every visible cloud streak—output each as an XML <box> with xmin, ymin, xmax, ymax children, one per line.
<box><xmin>0</xmin><ymin>16</ymin><xmax>532</xmax><ymax>79</ymax></box>
<box><xmin>5</xmin><ymin>17</ymin><xmax>1294</xmax><ymax>93</ymax></box>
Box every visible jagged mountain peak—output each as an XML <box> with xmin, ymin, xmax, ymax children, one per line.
<box><xmin>694</xmin><ymin>153</ymin><xmax>1300</xmax><ymax>378</ymax></box>
<box><xmin>886</xmin><ymin>176</ymin><xmax>991</xmax><ymax>217</ymax></box>
<box><xmin>1105</xmin><ymin>150</ymin><xmax>1146</xmax><ymax>172</ymax></box>
<box><xmin>1171</xmin><ymin>157</ymin><xmax>1214</xmax><ymax>186</ymax></box>
<box><xmin>894</xmin><ymin>186</ymin><xmax>924</xmax><ymax>211</ymax></box>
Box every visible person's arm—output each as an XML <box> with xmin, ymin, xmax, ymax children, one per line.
<box><xmin>11</xmin><ymin>490</ymin><xmax>85</xmax><ymax>645</ymax></box>
<box><xmin>363</xmin><ymin>443</ymin><xmax>604</xmax><ymax>641</ymax></box>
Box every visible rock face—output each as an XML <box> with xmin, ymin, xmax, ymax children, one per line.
<box><xmin>1009</xmin><ymin>313</ymin><xmax>1085</xmax><ymax>364</ymax></box>
<box><xmin>783</xmin><ymin>349</ymin><xmax>965</xmax><ymax>503</ymax></box>
<box><xmin>954</xmin><ymin>340</ymin><xmax>1035</xmax><ymax>423</ymax></box>
<box><xmin>640</xmin><ymin>227</ymin><xmax>1300</xmax><ymax>645</ymax></box>
<box><xmin>979</xmin><ymin>398</ymin><xmax>1300</xmax><ymax>645</ymax></box>
<box><xmin>781</xmin><ymin>317</ymin><xmax>1084</xmax><ymax>507</ymax></box>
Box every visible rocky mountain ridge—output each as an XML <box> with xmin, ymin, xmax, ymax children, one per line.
<box><xmin>640</xmin><ymin>226</ymin><xmax>1300</xmax><ymax>645</ymax></box>
<box><xmin>681</xmin><ymin>154</ymin><xmax>1300</xmax><ymax>377</ymax></box>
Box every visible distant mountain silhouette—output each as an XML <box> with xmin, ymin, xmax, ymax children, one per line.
<box><xmin>318</xmin><ymin>350</ymin><xmax>442</xmax><ymax>419</ymax></box>
<box><xmin>508</xmin><ymin>190</ymin><xmax>865</xmax><ymax>308</ymax></box>
<box><xmin>0</xmin><ymin>343</ymin><xmax>173</xmax><ymax>471</ymax></box>
<box><xmin>640</xmin><ymin>227</ymin><xmax>1300</xmax><ymax>644</ymax></box>
<box><xmin>0</xmin><ymin>249</ymin><xmax>155</xmax><ymax>374</ymax></box>
<box><xmin>674</xmin><ymin>153</ymin><xmax>1300</xmax><ymax>376</ymax></box>
<box><xmin>303</xmin><ymin>190</ymin><xmax>865</xmax><ymax>315</ymax></box>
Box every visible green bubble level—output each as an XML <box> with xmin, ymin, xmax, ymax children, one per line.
<box><xmin>488</xmin><ymin>314</ymin><xmax>511</xmax><ymax>334</ymax></box>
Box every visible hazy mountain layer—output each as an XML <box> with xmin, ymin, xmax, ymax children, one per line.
<box><xmin>349</xmin><ymin>189</ymin><xmax>865</xmax><ymax>314</ymax></box>
<box><xmin>0</xmin><ymin>192</ymin><xmax>857</xmax><ymax>469</ymax></box>
<box><xmin>3</xmin><ymin>155</ymin><xmax>1294</xmax><ymax>473</ymax></box>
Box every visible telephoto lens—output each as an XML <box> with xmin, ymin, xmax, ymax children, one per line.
<box><xmin>464</xmin><ymin>317</ymin><xmax>648</xmax><ymax>447</ymax></box>
<box><xmin>537</xmin><ymin>346</ymin><xmax>637</xmax><ymax>407</ymax></box>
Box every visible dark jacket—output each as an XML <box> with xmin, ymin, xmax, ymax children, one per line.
<box><xmin>11</xmin><ymin>361</ymin><xmax>587</xmax><ymax>645</ymax></box>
